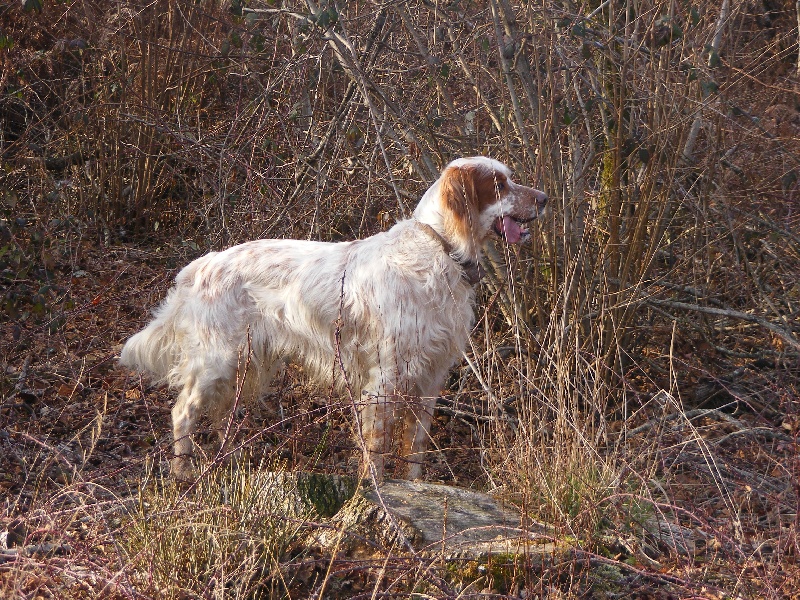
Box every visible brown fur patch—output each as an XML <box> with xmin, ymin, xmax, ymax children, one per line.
<box><xmin>439</xmin><ymin>165</ymin><xmax>476</xmax><ymax>225</ymax></box>
<box><xmin>439</xmin><ymin>165</ymin><xmax>509</xmax><ymax>242</ymax></box>
<box><xmin>475</xmin><ymin>171</ymin><xmax>508</xmax><ymax>210</ymax></box>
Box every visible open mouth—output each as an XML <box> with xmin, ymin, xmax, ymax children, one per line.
<box><xmin>493</xmin><ymin>215</ymin><xmax>534</xmax><ymax>243</ymax></box>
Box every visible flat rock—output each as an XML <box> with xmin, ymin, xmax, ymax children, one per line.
<box><xmin>363</xmin><ymin>480</ymin><xmax>566</xmax><ymax>561</ymax></box>
<box><xmin>301</xmin><ymin>477</ymin><xmax>568</xmax><ymax>562</ymax></box>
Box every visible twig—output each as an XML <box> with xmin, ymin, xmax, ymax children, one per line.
<box><xmin>644</xmin><ymin>298</ymin><xmax>800</xmax><ymax>352</ymax></box>
<box><xmin>713</xmin><ymin>427</ymin><xmax>792</xmax><ymax>446</ymax></box>
<box><xmin>628</xmin><ymin>407</ymin><xmax>747</xmax><ymax>437</ymax></box>
<box><xmin>3</xmin><ymin>355</ymin><xmax>31</xmax><ymax>403</ymax></box>
<box><xmin>488</xmin><ymin>0</ymin><xmax>537</xmax><ymax>168</ymax></box>
<box><xmin>682</xmin><ymin>0</ymin><xmax>731</xmax><ymax>163</ymax></box>
<box><xmin>0</xmin><ymin>543</ymin><xmax>72</xmax><ymax>565</ymax></box>
<box><xmin>447</xmin><ymin>30</ymin><xmax>504</xmax><ymax>133</ymax></box>
<box><xmin>435</xmin><ymin>396</ymin><xmax>495</xmax><ymax>424</ymax></box>
<box><xmin>395</xmin><ymin>5</ymin><xmax>464</xmax><ymax>138</ymax></box>
<box><xmin>796</xmin><ymin>0</ymin><xmax>800</xmax><ymax>78</ymax></box>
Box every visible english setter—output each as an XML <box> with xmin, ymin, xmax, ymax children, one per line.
<box><xmin>120</xmin><ymin>157</ymin><xmax>547</xmax><ymax>481</ymax></box>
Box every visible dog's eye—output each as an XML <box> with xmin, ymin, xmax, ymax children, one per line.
<box><xmin>497</xmin><ymin>182</ymin><xmax>505</xmax><ymax>191</ymax></box>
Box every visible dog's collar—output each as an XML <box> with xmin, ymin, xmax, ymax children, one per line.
<box><xmin>415</xmin><ymin>222</ymin><xmax>484</xmax><ymax>285</ymax></box>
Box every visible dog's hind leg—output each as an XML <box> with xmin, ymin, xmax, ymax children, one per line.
<box><xmin>171</xmin><ymin>375</ymin><xmax>203</xmax><ymax>481</ymax></box>
<box><xmin>170</xmin><ymin>354</ymin><xmax>241</xmax><ymax>480</ymax></box>
<box><xmin>210</xmin><ymin>358</ymin><xmax>281</xmax><ymax>462</ymax></box>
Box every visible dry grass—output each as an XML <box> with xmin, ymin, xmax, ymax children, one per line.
<box><xmin>122</xmin><ymin>458</ymin><xmax>315</xmax><ymax>599</ymax></box>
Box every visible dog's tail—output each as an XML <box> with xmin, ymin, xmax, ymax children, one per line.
<box><xmin>119</xmin><ymin>289</ymin><xmax>182</xmax><ymax>383</ymax></box>
<box><xmin>120</xmin><ymin>254</ymin><xmax>222</xmax><ymax>386</ymax></box>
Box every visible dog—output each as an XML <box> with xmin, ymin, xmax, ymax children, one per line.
<box><xmin>120</xmin><ymin>156</ymin><xmax>547</xmax><ymax>481</ymax></box>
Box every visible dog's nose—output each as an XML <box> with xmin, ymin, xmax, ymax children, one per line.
<box><xmin>535</xmin><ymin>190</ymin><xmax>548</xmax><ymax>206</ymax></box>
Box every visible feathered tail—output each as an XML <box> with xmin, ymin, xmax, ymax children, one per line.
<box><xmin>119</xmin><ymin>289</ymin><xmax>182</xmax><ymax>384</ymax></box>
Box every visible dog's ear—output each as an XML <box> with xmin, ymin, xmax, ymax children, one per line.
<box><xmin>439</xmin><ymin>165</ymin><xmax>479</xmax><ymax>238</ymax></box>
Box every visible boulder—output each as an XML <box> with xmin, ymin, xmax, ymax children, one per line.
<box><xmin>277</xmin><ymin>474</ymin><xmax>569</xmax><ymax>563</ymax></box>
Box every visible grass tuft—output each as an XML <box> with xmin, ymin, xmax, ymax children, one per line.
<box><xmin>122</xmin><ymin>458</ymin><xmax>314</xmax><ymax>599</ymax></box>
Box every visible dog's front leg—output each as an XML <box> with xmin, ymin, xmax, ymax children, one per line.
<box><xmin>359</xmin><ymin>387</ymin><xmax>398</xmax><ymax>482</ymax></box>
<box><xmin>400</xmin><ymin>395</ymin><xmax>436</xmax><ymax>480</ymax></box>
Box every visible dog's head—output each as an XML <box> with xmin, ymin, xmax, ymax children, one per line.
<box><xmin>415</xmin><ymin>156</ymin><xmax>547</xmax><ymax>259</ymax></box>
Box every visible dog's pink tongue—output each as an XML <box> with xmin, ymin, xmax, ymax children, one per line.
<box><xmin>500</xmin><ymin>216</ymin><xmax>522</xmax><ymax>243</ymax></box>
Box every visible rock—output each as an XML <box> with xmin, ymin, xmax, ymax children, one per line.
<box><xmin>253</xmin><ymin>472</ymin><xmax>570</xmax><ymax>564</ymax></box>
<box><xmin>310</xmin><ymin>489</ymin><xmax>423</xmax><ymax>556</ymax></box>
<box><xmin>642</xmin><ymin>516</ymin><xmax>697</xmax><ymax>556</ymax></box>
<box><xmin>311</xmin><ymin>478</ymin><xmax>570</xmax><ymax>563</ymax></box>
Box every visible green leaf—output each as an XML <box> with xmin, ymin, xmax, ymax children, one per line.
<box><xmin>48</xmin><ymin>316</ymin><xmax>65</xmax><ymax>335</ymax></box>
<box><xmin>1</xmin><ymin>190</ymin><xmax>17</xmax><ymax>208</ymax></box>
<box><xmin>700</xmin><ymin>79</ymin><xmax>719</xmax><ymax>97</ymax></box>
<box><xmin>316</xmin><ymin>7</ymin><xmax>338</xmax><ymax>29</ymax></box>
<box><xmin>571</xmin><ymin>22</ymin><xmax>586</xmax><ymax>37</ymax></box>
<box><xmin>31</xmin><ymin>295</ymin><xmax>45</xmax><ymax>315</ymax></box>
<box><xmin>22</xmin><ymin>0</ymin><xmax>42</xmax><ymax>12</ymax></box>
<box><xmin>251</xmin><ymin>33</ymin><xmax>265</xmax><ymax>53</ymax></box>
<box><xmin>690</xmin><ymin>6</ymin><xmax>700</xmax><ymax>27</ymax></box>
<box><xmin>781</xmin><ymin>170</ymin><xmax>798</xmax><ymax>191</ymax></box>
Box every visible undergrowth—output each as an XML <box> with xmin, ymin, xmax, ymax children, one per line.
<box><xmin>122</xmin><ymin>458</ymin><xmax>315</xmax><ymax>599</ymax></box>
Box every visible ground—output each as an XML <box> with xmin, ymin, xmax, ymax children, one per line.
<box><xmin>1</xmin><ymin>232</ymin><xmax>799</xmax><ymax>598</ymax></box>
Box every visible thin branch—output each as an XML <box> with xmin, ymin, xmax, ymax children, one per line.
<box><xmin>645</xmin><ymin>298</ymin><xmax>800</xmax><ymax>352</ymax></box>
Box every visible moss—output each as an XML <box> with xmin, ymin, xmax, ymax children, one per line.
<box><xmin>296</xmin><ymin>472</ymin><xmax>356</xmax><ymax>518</ymax></box>
<box><xmin>444</xmin><ymin>552</ymin><xmax>527</xmax><ymax>595</ymax></box>
<box><xmin>589</xmin><ymin>563</ymin><xmax>627</xmax><ymax>597</ymax></box>
<box><xmin>598</xmin><ymin>149</ymin><xmax>616</xmax><ymax>238</ymax></box>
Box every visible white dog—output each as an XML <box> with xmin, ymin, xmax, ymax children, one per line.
<box><xmin>120</xmin><ymin>157</ymin><xmax>547</xmax><ymax>481</ymax></box>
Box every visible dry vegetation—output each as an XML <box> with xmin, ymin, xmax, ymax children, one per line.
<box><xmin>1</xmin><ymin>0</ymin><xmax>799</xmax><ymax>597</ymax></box>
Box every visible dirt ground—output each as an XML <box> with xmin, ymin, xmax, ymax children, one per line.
<box><xmin>1</xmin><ymin>233</ymin><xmax>798</xmax><ymax>598</ymax></box>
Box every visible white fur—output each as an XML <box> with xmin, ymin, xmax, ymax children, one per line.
<box><xmin>120</xmin><ymin>156</ymin><xmax>547</xmax><ymax>480</ymax></box>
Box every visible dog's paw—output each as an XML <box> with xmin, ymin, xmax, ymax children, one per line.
<box><xmin>171</xmin><ymin>456</ymin><xmax>197</xmax><ymax>482</ymax></box>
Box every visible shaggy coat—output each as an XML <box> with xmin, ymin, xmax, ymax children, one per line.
<box><xmin>120</xmin><ymin>156</ymin><xmax>547</xmax><ymax>480</ymax></box>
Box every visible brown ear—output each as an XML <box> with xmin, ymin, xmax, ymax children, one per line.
<box><xmin>439</xmin><ymin>165</ymin><xmax>479</xmax><ymax>240</ymax></box>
